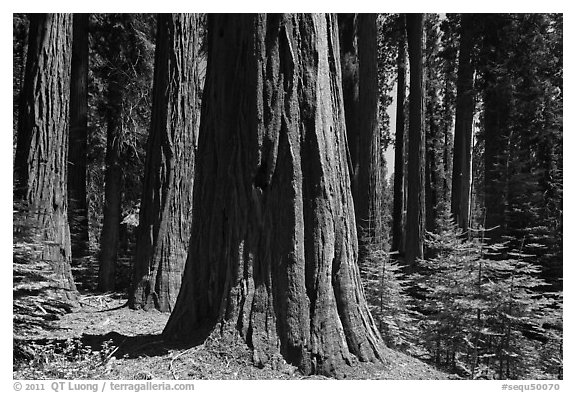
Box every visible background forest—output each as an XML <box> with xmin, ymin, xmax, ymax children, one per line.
<box><xmin>13</xmin><ymin>13</ymin><xmax>562</xmax><ymax>380</ymax></box>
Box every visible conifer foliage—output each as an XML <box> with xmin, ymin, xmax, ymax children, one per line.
<box><xmin>413</xmin><ymin>206</ymin><xmax>561</xmax><ymax>379</ymax></box>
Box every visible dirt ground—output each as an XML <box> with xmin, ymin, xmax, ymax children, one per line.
<box><xmin>13</xmin><ymin>294</ymin><xmax>452</xmax><ymax>380</ymax></box>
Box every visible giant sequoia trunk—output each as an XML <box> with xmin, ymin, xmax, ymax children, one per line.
<box><xmin>14</xmin><ymin>13</ymin><xmax>77</xmax><ymax>305</ymax></box>
<box><xmin>163</xmin><ymin>14</ymin><xmax>383</xmax><ymax>377</ymax></box>
<box><xmin>392</xmin><ymin>14</ymin><xmax>407</xmax><ymax>255</ymax></box>
<box><xmin>68</xmin><ymin>13</ymin><xmax>90</xmax><ymax>260</ymax></box>
<box><xmin>130</xmin><ymin>14</ymin><xmax>199</xmax><ymax>312</ymax></box>
<box><xmin>337</xmin><ymin>14</ymin><xmax>359</xmax><ymax>187</ymax></box>
<box><xmin>356</xmin><ymin>13</ymin><xmax>382</xmax><ymax>250</ymax></box>
<box><xmin>404</xmin><ymin>13</ymin><xmax>425</xmax><ymax>267</ymax></box>
<box><xmin>451</xmin><ymin>14</ymin><xmax>475</xmax><ymax>233</ymax></box>
<box><xmin>338</xmin><ymin>14</ymin><xmax>381</xmax><ymax>256</ymax></box>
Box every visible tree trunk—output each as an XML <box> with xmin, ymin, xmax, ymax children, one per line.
<box><xmin>442</xmin><ymin>73</ymin><xmax>454</xmax><ymax>203</ymax></box>
<box><xmin>68</xmin><ymin>13</ymin><xmax>90</xmax><ymax>260</ymax></box>
<box><xmin>130</xmin><ymin>14</ymin><xmax>199</xmax><ymax>312</ymax></box>
<box><xmin>98</xmin><ymin>111</ymin><xmax>122</xmax><ymax>292</ymax></box>
<box><xmin>14</xmin><ymin>13</ymin><xmax>77</xmax><ymax>305</ymax></box>
<box><xmin>356</xmin><ymin>13</ymin><xmax>382</xmax><ymax>251</ymax></box>
<box><xmin>424</xmin><ymin>17</ymin><xmax>444</xmax><ymax>234</ymax></box>
<box><xmin>404</xmin><ymin>13</ymin><xmax>425</xmax><ymax>267</ymax></box>
<box><xmin>392</xmin><ymin>14</ymin><xmax>406</xmax><ymax>255</ymax></box>
<box><xmin>163</xmin><ymin>14</ymin><xmax>383</xmax><ymax>377</ymax></box>
<box><xmin>451</xmin><ymin>14</ymin><xmax>475</xmax><ymax>233</ymax></box>
<box><xmin>482</xmin><ymin>16</ymin><xmax>509</xmax><ymax>236</ymax></box>
<box><xmin>337</xmin><ymin>14</ymin><xmax>359</xmax><ymax>189</ymax></box>
<box><xmin>13</xmin><ymin>15</ymin><xmax>29</xmax><ymax>143</ymax></box>
<box><xmin>425</xmin><ymin>113</ymin><xmax>441</xmax><ymax>234</ymax></box>
<box><xmin>98</xmin><ymin>17</ymin><xmax>126</xmax><ymax>292</ymax></box>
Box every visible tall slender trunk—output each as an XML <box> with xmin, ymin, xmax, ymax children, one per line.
<box><xmin>356</xmin><ymin>13</ymin><xmax>381</xmax><ymax>252</ymax></box>
<box><xmin>130</xmin><ymin>14</ymin><xmax>199</xmax><ymax>312</ymax></box>
<box><xmin>404</xmin><ymin>13</ymin><xmax>425</xmax><ymax>268</ymax></box>
<box><xmin>425</xmin><ymin>113</ymin><xmax>441</xmax><ymax>233</ymax></box>
<box><xmin>14</xmin><ymin>13</ymin><xmax>77</xmax><ymax>305</ymax></box>
<box><xmin>68</xmin><ymin>13</ymin><xmax>90</xmax><ymax>260</ymax></box>
<box><xmin>98</xmin><ymin>19</ymin><xmax>125</xmax><ymax>292</ymax></box>
<box><xmin>424</xmin><ymin>17</ymin><xmax>444</xmax><ymax>234</ymax></box>
<box><xmin>392</xmin><ymin>15</ymin><xmax>407</xmax><ymax>255</ymax></box>
<box><xmin>451</xmin><ymin>14</ymin><xmax>475</xmax><ymax>232</ymax></box>
<box><xmin>164</xmin><ymin>14</ymin><xmax>383</xmax><ymax>377</ymax></box>
<box><xmin>442</xmin><ymin>71</ymin><xmax>454</xmax><ymax>203</ymax></box>
<box><xmin>482</xmin><ymin>15</ymin><xmax>509</xmax><ymax>236</ymax></box>
<box><xmin>98</xmin><ymin>108</ymin><xmax>122</xmax><ymax>292</ymax></box>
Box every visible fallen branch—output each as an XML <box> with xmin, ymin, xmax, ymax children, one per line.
<box><xmin>169</xmin><ymin>347</ymin><xmax>200</xmax><ymax>380</ymax></box>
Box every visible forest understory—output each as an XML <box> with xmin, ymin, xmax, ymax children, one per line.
<box><xmin>13</xmin><ymin>263</ymin><xmax>449</xmax><ymax>380</ymax></box>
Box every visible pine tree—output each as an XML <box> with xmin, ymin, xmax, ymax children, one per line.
<box><xmin>415</xmin><ymin>204</ymin><xmax>559</xmax><ymax>379</ymax></box>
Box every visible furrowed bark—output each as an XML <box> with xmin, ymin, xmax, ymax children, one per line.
<box><xmin>14</xmin><ymin>13</ymin><xmax>78</xmax><ymax>306</ymax></box>
<box><xmin>163</xmin><ymin>13</ymin><xmax>383</xmax><ymax>377</ymax></box>
<box><xmin>130</xmin><ymin>14</ymin><xmax>199</xmax><ymax>312</ymax></box>
<box><xmin>405</xmin><ymin>13</ymin><xmax>425</xmax><ymax>268</ymax></box>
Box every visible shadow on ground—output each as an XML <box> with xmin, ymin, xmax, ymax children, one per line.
<box><xmin>14</xmin><ymin>332</ymin><xmax>176</xmax><ymax>363</ymax></box>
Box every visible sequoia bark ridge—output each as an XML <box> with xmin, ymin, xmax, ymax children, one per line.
<box><xmin>163</xmin><ymin>13</ymin><xmax>383</xmax><ymax>377</ymax></box>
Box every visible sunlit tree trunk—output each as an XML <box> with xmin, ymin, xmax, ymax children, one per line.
<box><xmin>404</xmin><ymin>13</ymin><xmax>425</xmax><ymax>268</ymax></box>
<box><xmin>356</xmin><ymin>13</ymin><xmax>382</xmax><ymax>252</ymax></box>
<box><xmin>451</xmin><ymin>14</ymin><xmax>475</xmax><ymax>233</ymax></box>
<box><xmin>130</xmin><ymin>14</ymin><xmax>199</xmax><ymax>312</ymax></box>
<box><xmin>164</xmin><ymin>14</ymin><xmax>383</xmax><ymax>377</ymax></box>
<box><xmin>14</xmin><ymin>13</ymin><xmax>77</xmax><ymax>305</ymax></box>
<box><xmin>392</xmin><ymin>14</ymin><xmax>407</xmax><ymax>255</ymax></box>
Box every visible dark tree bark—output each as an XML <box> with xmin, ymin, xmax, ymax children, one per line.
<box><xmin>451</xmin><ymin>14</ymin><xmax>475</xmax><ymax>233</ymax></box>
<box><xmin>440</xmin><ymin>15</ymin><xmax>458</xmax><ymax>207</ymax></box>
<box><xmin>163</xmin><ymin>14</ymin><xmax>383</xmax><ymax>377</ymax></box>
<box><xmin>337</xmin><ymin>14</ymin><xmax>359</xmax><ymax>187</ymax></box>
<box><xmin>404</xmin><ymin>13</ymin><xmax>425</xmax><ymax>268</ymax></box>
<box><xmin>338</xmin><ymin>14</ymin><xmax>381</xmax><ymax>255</ymax></box>
<box><xmin>424</xmin><ymin>111</ymin><xmax>441</xmax><ymax>234</ymax></box>
<box><xmin>482</xmin><ymin>15</ymin><xmax>509</xmax><ymax>235</ymax></box>
<box><xmin>356</xmin><ymin>13</ymin><xmax>382</xmax><ymax>251</ymax></box>
<box><xmin>68</xmin><ymin>13</ymin><xmax>90</xmax><ymax>260</ymax></box>
<box><xmin>442</xmin><ymin>72</ymin><xmax>454</xmax><ymax>204</ymax></box>
<box><xmin>98</xmin><ymin>16</ymin><xmax>126</xmax><ymax>292</ymax></box>
<box><xmin>14</xmin><ymin>13</ymin><xmax>77</xmax><ymax>305</ymax></box>
<box><xmin>13</xmin><ymin>14</ymin><xmax>29</xmax><ymax>140</ymax></box>
<box><xmin>98</xmin><ymin>96</ymin><xmax>122</xmax><ymax>292</ymax></box>
<box><xmin>392</xmin><ymin>15</ymin><xmax>407</xmax><ymax>255</ymax></box>
<box><xmin>130</xmin><ymin>14</ymin><xmax>199</xmax><ymax>312</ymax></box>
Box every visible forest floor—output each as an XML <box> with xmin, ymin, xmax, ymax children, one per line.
<box><xmin>13</xmin><ymin>292</ymin><xmax>453</xmax><ymax>380</ymax></box>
